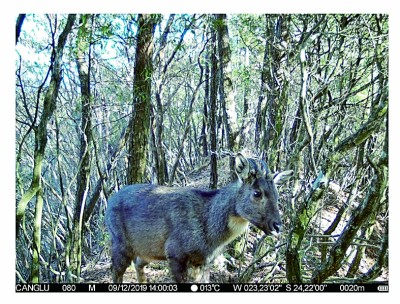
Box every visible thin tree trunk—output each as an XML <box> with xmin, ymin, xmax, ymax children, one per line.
<box><xmin>200</xmin><ymin>52</ymin><xmax>210</xmax><ymax>157</ymax></box>
<box><xmin>31</xmin><ymin>188</ymin><xmax>43</xmax><ymax>282</ymax></box>
<box><xmin>68</xmin><ymin>14</ymin><xmax>93</xmax><ymax>282</ymax></box>
<box><xmin>255</xmin><ymin>16</ymin><xmax>269</xmax><ymax>150</ymax></box>
<box><xmin>152</xmin><ymin>14</ymin><xmax>174</xmax><ymax>185</ymax></box>
<box><xmin>209</xmin><ymin>23</ymin><xmax>218</xmax><ymax>189</ymax></box>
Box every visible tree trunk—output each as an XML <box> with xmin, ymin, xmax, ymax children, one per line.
<box><xmin>200</xmin><ymin>52</ymin><xmax>210</xmax><ymax>157</ymax></box>
<box><xmin>68</xmin><ymin>14</ymin><xmax>93</xmax><ymax>282</ymax></box>
<box><xmin>31</xmin><ymin>188</ymin><xmax>43</xmax><ymax>282</ymax></box>
<box><xmin>216</xmin><ymin>14</ymin><xmax>238</xmax><ymax>175</ymax></box>
<box><xmin>255</xmin><ymin>16</ymin><xmax>269</xmax><ymax>150</ymax></box>
<box><xmin>255</xmin><ymin>15</ymin><xmax>289</xmax><ymax>167</ymax></box>
<box><xmin>264</xmin><ymin>15</ymin><xmax>289</xmax><ymax>168</ymax></box>
<box><xmin>152</xmin><ymin>14</ymin><xmax>175</xmax><ymax>185</ymax></box>
<box><xmin>127</xmin><ymin>14</ymin><xmax>157</xmax><ymax>184</ymax></box>
<box><xmin>209</xmin><ymin>22</ymin><xmax>218</xmax><ymax>189</ymax></box>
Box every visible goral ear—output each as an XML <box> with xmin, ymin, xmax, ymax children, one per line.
<box><xmin>235</xmin><ymin>153</ymin><xmax>250</xmax><ymax>182</ymax></box>
<box><xmin>273</xmin><ymin>170</ymin><xmax>294</xmax><ymax>185</ymax></box>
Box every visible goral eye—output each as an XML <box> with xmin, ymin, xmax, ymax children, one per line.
<box><xmin>253</xmin><ymin>190</ymin><xmax>262</xmax><ymax>198</ymax></box>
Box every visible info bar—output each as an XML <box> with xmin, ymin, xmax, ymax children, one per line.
<box><xmin>16</xmin><ymin>283</ymin><xmax>388</xmax><ymax>293</ymax></box>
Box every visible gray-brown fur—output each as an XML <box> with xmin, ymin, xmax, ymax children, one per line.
<box><xmin>105</xmin><ymin>153</ymin><xmax>293</xmax><ymax>283</ymax></box>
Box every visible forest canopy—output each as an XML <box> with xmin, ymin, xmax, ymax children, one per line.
<box><xmin>15</xmin><ymin>14</ymin><xmax>388</xmax><ymax>284</ymax></box>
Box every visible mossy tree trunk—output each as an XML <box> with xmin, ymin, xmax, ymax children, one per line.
<box><xmin>127</xmin><ymin>14</ymin><xmax>158</xmax><ymax>184</ymax></box>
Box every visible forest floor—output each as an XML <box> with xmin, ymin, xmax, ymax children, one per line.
<box><xmin>80</xmin><ymin>235</ymin><xmax>388</xmax><ymax>284</ymax></box>
<box><xmin>80</xmin><ymin>156</ymin><xmax>388</xmax><ymax>284</ymax></box>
